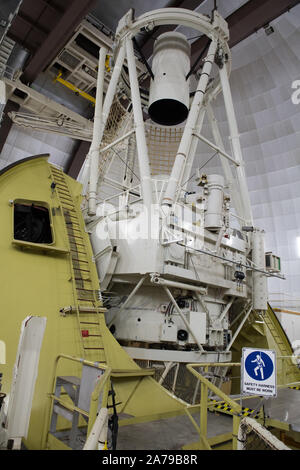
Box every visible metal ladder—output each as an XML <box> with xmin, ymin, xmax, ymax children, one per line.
<box><xmin>50</xmin><ymin>165</ymin><xmax>106</xmax><ymax>365</ymax></box>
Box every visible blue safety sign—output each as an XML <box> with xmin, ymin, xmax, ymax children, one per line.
<box><xmin>241</xmin><ymin>348</ymin><xmax>277</xmax><ymax>397</ymax></box>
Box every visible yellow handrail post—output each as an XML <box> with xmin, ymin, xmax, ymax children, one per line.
<box><xmin>186</xmin><ymin>363</ymin><xmax>242</xmax><ymax>450</ymax></box>
<box><xmin>232</xmin><ymin>415</ymin><xmax>240</xmax><ymax>450</ymax></box>
<box><xmin>200</xmin><ymin>366</ymin><xmax>208</xmax><ymax>442</ymax></box>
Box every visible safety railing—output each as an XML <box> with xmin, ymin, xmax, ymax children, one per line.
<box><xmin>185</xmin><ymin>357</ymin><xmax>300</xmax><ymax>450</ymax></box>
<box><xmin>186</xmin><ymin>362</ymin><xmax>242</xmax><ymax>450</ymax></box>
<box><xmin>42</xmin><ymin>354</ymin><xmax>112</xmax><ymax>450</ymax></box>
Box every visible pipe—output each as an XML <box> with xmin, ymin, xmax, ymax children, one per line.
<box><xmin>158</xmin><ymin>362</ymin><xmax>175</xmax><ymax>385</ymax></box>
<box><xmin>83</xmin><ymin>407</ymin><xmax>108</xmax><ymax>450</ymax></box>
<box><xmin>226</xmin><ymin>304</ymin><xmax>253</xmax><ymax>351</ymax></box>
<box><xmin>162</xmin><ymin>40</ymin><xmax>218</xmax><ymax>207</ymax></box>
<box><xmin>108</xmin><ymin>275</ymin><xmax>146</xmax><ymax>327</ymax></box>
<box><xmin>99</xmin><ymin>128</ymin><xmax>135</xmax><ymax>154</ymax></box>
<box><xmin>237</xmin><ymin>417</ymin><xmax>291</xmax><ymax>450</ymax></box>
<box><xmin>218</xmin><ymin>64</ymin><xmax>253</xmax><ymax>225</ymax></box>
<box><xmin>123</xmin><ymin>128</ymin><xmax>136</xmax><ymax>186</ymax></box>
<box><xmin>150</xmin><ymin>274</ymin><xmax>207</xmax><ymax>295</ymax></box>
<box><xmin>206</xmin><ymin>104</ymin><xmax>243</xmax><ymax>220</ymax></box>
<box><xmin>218</xmin><ymin>297</ymin><xmax>235</xmax><ymax>323</ymax></box>
<box><xmin>192</xmin><ymin>132</ymin><xmax>239</xmax><ymax>166</ymax></box>
<box><xmin>125</xmin><ymin>37</ymin><xmax>153</xmax><ymax>211</ymax></box>
<box><xmin>181</xmin><ymin>106</ymin><xmax>206</xmax><ymax>190</ymax></box>
<box><xmin>172</xmin><ymin>363</ymin><xmax>180</xmax><ymax>394</ymax></box>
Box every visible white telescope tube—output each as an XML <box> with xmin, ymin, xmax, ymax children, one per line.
<box><xmin>162</xmin><ymin>40</ymin><xmax>218</xmax><ymax>207</ymax></box>
<box><xmin>148</xmin><ymin>32</ymin><xmax>190</xmax><ymax>126</ymax></box>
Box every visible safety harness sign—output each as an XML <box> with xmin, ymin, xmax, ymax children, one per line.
<box><xmin>241</xmin><ymin>348</ymin><xmax>277</xmax><ymax>397</ymax></box>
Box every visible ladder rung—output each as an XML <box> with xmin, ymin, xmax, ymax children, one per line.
<box><xmin>66</xmin><ymin>221</ymin><xmax>80</xmax><ymax>226</ymax></box>
<box><xmin>76</xmin><ymin>287</ymin><xmax>95</xmax><ymax>293</ymax></box>
<box><xmin>58</xmin><ymin>193</ymin><xmax>73</xmax><ymax>200</ymax></box>
<box><xmin>72</xmin><ymin>258</ymin><xmax>89</xmax><ymax>263</ymax></box>
<box><xmin>62</xmin><ymin>203</ymin><xmax>75</xmax><ymax>210</ymax></box>
<box><xmin>51</xmin><ymin>167</ymin><xmax>64</xmax><ymax>174</ymax></box>
<box><xmin>53</xmin><ymin>178</ymin><xmax>67</xmax><ymax>185</ymax></box>
<box><xmin>77</xmin><ymin>298</ymin><xmax>95</xmax><ymax>302</ymax></box>
<box><xmin>79</xmin><ymin>322</ymin><xmax>99</xmax><ymax>325</ymax></box>
<box><xmin>53</xmin><ymin>176</ymin><xmax>66</xmax><ymax>183</ymax></box>
<box><xmin>60</xmin><ymin>197</ymin><xmax>75</xmax><ymax>205</ymax></box>
<box><xmin>68</xmin><ymin>234</ymin><xmax>84</xmax><ymax>241</ymax></box>
<box><xmin>83</xmin><ymin>347</ymin><xmax>104</xmax><ymax>350</ymax></box>
<box><xmin>70</xmin><ymin>243</ymin><xmax>86</xmax><ymax>249</ymax></box>
<box><xmin>55</xmin><ymin>183</ymin><xmax>69</xmax><ymax>190</ymax></box>
<box><xmin>63</xmin><ymin>210</ymin><xmax>78</xmax><ymax>217</ymax></box>
<box><xmin>51</xmin><ymin>169</ymin><xmax>64</xmax><ymax>177</ymax></box>
<box><xmin>67</xmin><ymin>227</ymin><xmax>82</xmax><ymax>234</ymax></box>
<box><xmin>71</xmin><ymin>250</ymin><xmax>87</xmax><ymax>256</ymax></box>
<box><xmin>83</xmin><ymin>335</ymin><xmax>102</xmax><ymax>338</ymax></box>
<box><xmin>52</xmin><ymin>177</ymin><xmax>65</xmax><ymax>183</ymax></box>
<box><xmin>59</xmin><ymin>189</ymin><xmax>73</xmax><ymax>197</ymax></box>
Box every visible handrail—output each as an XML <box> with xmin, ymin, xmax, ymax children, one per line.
<box><xmin>186</xmin><ymin>363</ymin><xmax>242</xmax><ymax>450</ymax></box>
<box><xmin>185</xmin><ymin>358</ymin><xmax>300</xmax><ymax>450</ymax></box>
<box><xmin>42</xmin><ymin>354</ymin><xmax>110</xmax><ymax>449</ymax></box>
<box><xmin>187</xmin><ymin>363</ymin><xmax>241</xmax><ymax>412</ymax></box>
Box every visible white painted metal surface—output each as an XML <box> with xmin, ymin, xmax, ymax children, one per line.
<box><xmin>5</xmin><ymin>316</ymin><xmax>47</xmax><ymax>444</ymax></box>
<box><xmin>148</xmin><ymin>32</ymin><xmax>190</xmax><ymax>126</ymax></box>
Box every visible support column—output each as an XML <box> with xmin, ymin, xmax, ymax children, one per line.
<box><xmin>181</xmin><ymin>106</ymin><xmax>206</xmax><ymax>190</ymax></box>
<box><xmin>218</xmin><ymin>64</ymin><xmax>253</xmax><ymax>225</ymax></box>
<box><xmin>88</xmin><ymin>46</ymin><xmax>107</xmax><ymax>216</ymax></box>
<box><xmin>206</xmin><ymin>103</ymin><xmax>243</xmax><ymax>220</ymax></box>
<box><xmin>79</xmin><ymin>44</ymin><xmax>125</xmax><ymax>194</ymax></box>
<box><xmin>125</xmin><ymin>37</ymin><xmax>153</xmax><ymax>211</ymax></box>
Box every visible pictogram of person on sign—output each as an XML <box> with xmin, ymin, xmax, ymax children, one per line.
<box><xmin>251</xmin><ymin>354</ymin><xmax>265</xmax><ymax>380</ymax></box>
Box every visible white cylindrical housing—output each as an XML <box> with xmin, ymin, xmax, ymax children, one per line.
<box><xmin>252</xmin><ymin>230</ymin><xmax>268</xmax><ymax>311</ymax></box>
<box><xmin>205</xmin><ymin>174</ymin><xmax>224</xmax><ymax>231</ymax></box>
<box><xmin>148</xmin><ymin>32</ymin><xmax>190</xmax><ymax>126</ymax></box>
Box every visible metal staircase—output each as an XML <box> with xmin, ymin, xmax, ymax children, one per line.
<box><xmin>50</xmin><ymin>165</ymin><xmax>106</xmax><ymax>365</ymax></box>
<box><xmin>0</xmin><ymin>36</ymin><xmax>15</xmax><ymax>76</ymax></box>
<box><xmin>264</xmin><ymin>304</ymin><xmax>291</xmax><ymax>357</ymax></box>
<box><xmin>0</xmin><ymin>36</ymin><xmax>15</xmax><ymax>123</ymax></box>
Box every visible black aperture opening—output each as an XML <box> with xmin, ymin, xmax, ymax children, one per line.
<box><xmin>177</xmin><ymin>329</ymin><xmax>188</xmax><ymax>341</ymax></box>
<box><xmin>148</xmin><ymin>99</ymin><xmax>188</xmax><ymax>126</ymax></box>
<box><xmin>14</xmin><ymin>203</ymin><xmax>53</xmax><ymax>244</ymax></box>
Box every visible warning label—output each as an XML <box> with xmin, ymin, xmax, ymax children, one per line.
<box><xmin>241</xmin><ymin>348</ymin><xmax>277</xmax><ymax>397</ymax></box>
